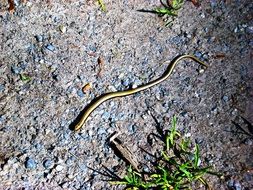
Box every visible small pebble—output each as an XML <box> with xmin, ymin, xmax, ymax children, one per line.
<box><xmin>102</xmin><ymin>112</ymin><xmax>110</xmax><ymax>120</ymax></box>
<box><xmin>97</xmin><ymin>127</ymin><xmax>106</xmax><ymax>135</ymax></box>
<box><xmin>25</xmin><ymin>158</ymin><xmax>37</xmax><ymax>169</ymax></box>
<box><xmin>77</xmin><ymin>89</ymin><xmax>85</xmax><ymax>98</ymax></box>
<box><xmin>143</xmin><ymin>165</ymin><xmax>150</xmax><ymax>173</ymax></box>
<box><xmin>11</xmin><ymin>65</ymin><xmax>22</xmax><ymax>74</ymax></box>
<box><xmin>122</xmin><ymin>79</ymin><xmax>130</xmax><ymax>87</ymax></box>
<box><xmin>0</xmin><ymin>84</ymin><xmax>5</xmax><ymax>92</ymax></box>
<box><xmin>180</xmin><ymin>111</ymin><xmax>188</xmax><ymax>117</ymax></box>
<box><xmin>35</xmin><ymin>143</ymin><xmax>42</xmax><ymax>151</ymax></box>
<box><xmin>67</xmin><ymin>174</ymin><xmax>75</xmax><ymax>180</ymax></box>
<box><xmin>45</xmin><ymin>44</ymin><xmax>55</xmax><ymax>52</ymax></box>
<box><xmin>35</xmin><ymin>35</ymin><xmax>43</xmax><ymax>42</ymax></box>
<box><xmin>222</xmin><ymin>95</ymin><xmax>229</xmax><ymax>102</ymax></box>
<box><xmin>132</xmin><ymin>83</ymin><xmax>138</xmax><ymax>89</ymax></box>
<box><xmin>79</xmin><ymin>164</ymin><xmax>87</xmax><ymax>172</ymax></box>
<box><xmin>43</xmin><ymin>159</ymin><xmax>53</xmax><ymax>169</ymax></box>
<box><xmin>198</xmin><ymin>68</ymin><xmax>205</xmax><ymax>74</ymax></box>
<box><xmin>0</xmin><ymin>115</ymin><xmax>5</xmax><ymax>123</ymax></box>
<box><xmin>56</xmin><ymin>165</ymin><xmax>64</xmax><ymax>171</ymax></box>
<box><xmin>244</xmin><ymin>138</ymin><xmax>253</xmax><ymax>146</ymax></box>
<box><xmin>65</xmin><ymin>156</ymin><xmax>75</xmax><ymax>165</ymax></box>
<box><xmin>128</xmin><ymin>124</ymin><xmax>136</xmax><ymax>134</ymax></box>
<box><xmin>194</xmin><ymin>51</ymin><xmax>202</xmax><ymax>59</ymax></box>
<box><xmin>195</xmin><ymin>138</ymin><xmax>204</xmax><ymax>144</ymax></box>
<box><xmin>59</xmin><ymin>25</ymin><xmax>67</xmax><ymax>33</ymax></box>
<box><xmin>234</xmin><ymin>181</ymin><xmax>242</xmax><ymax>190</ymax></box>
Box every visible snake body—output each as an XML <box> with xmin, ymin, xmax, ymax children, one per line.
<box><xmin>74</xmin><ymin>55</ymin><xmax>208</xmax><ymax>131</ymax></box>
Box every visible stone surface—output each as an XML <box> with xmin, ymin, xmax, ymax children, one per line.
<box><xmin>0</xmin><ymin>1</ymin><xmax>252</xmax><ymax>190</ymax></box>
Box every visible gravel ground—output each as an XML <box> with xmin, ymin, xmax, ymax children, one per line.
<box><xmin>0</xmin><ymin>0</ymin><xmax>252</xmax><ymax>189</ymax></box>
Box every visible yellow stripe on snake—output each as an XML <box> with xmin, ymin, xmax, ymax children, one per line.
<box><xmin>74</xmin><ymin>54</ymin><xmax>208</xmax><ymax>131</ymax></box>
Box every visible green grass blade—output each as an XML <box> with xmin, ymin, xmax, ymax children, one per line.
<box><xmin>194</xmin><ymin>144</ymin><xmax>200</xmax><ymax>168</ymax></box>
<box><xmin>97</xmin><ymin>0</ymin><xmax>106</xmax><ymax>12</ymax></box>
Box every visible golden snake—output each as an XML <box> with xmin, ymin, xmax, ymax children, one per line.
<box><xmin>74</xmin><ymin>55</ymin><xmax>208</xmax><ymax>131</ymax></box>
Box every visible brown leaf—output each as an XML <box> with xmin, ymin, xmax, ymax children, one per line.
<box><xmin>8</xmin><ymin>0</ymin><xmax>15</xmax><ymax>13</ymax></box>
<box><xmin>190</xmin><ymin>0</ymin><xmax>200</xmax><ymax>7</ymax></box>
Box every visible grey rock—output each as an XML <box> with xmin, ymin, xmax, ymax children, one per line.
<box><xmin>211</xmin><ymin>105</ymin><xmax>218</xmax><ymax>115</ymax></box>
<box><xmin>121</xmin><ymin>79</ymin><xmax>130</xmax><ymax>87</ymax></box>
<box><xmin>128</xmin><ymin>124</ymin><xmax>136</xmax><ymax>134</ymax></box>
<box><xmin>35</xmin><ymin>143</ymin><xmax>42</xmax><ymax>151</ymax></box>
<box><xmin>143</xmin><ymin>165</ymin><xmax>150</xmax><ymax>173</ymax></box>
<box><xmin>35</xmin><ymin>35</ymin><xmax>43</xmax><ymax>42</ymax></box>
<box><xmin>180</xmin><ymin>111</ymin><xmax>188</xmax><ymax>117</ymax></box>
<box><xmin>195</xmin><ymin>138</ymin><xmax>204</xmax><ymax>144</ymax></box>
<box><xmin>88</xmin><ymin>44</ymin><xmax>96</xmax><ymax>52</ymax></box>
<box><xmin>43</xmin><ymin>159</ymin><xmax>53</xmax><ymax>169</ymax></box>
<box><xmin>25</xmin><ymin>158</ymin><xmax>37</xmax><ymax>169</ymax></box>
<box><xmin>234</xmin><ymin>181</ymin><xmax>242</xmax><ymax>190</ymax></box>
<box><xmin>11</xmin><ymin>65</ymin><xmax>22</xmax><ymax>74</ymax></box>
<box><xmin>79</xmin><ymin>164</ymin><xmax>87</xmax><ymax>172</ymax></box>
<box><xmin>244</xmin><ymin>138</ymin><xmax>253</xmax><ymax>146</ymax></box>
<box><xmin>144</xmin><ymin>154</ymin><xmax>152</xmax><ymax>161</ymax></box>
<box><xmin>77</xmin><ymin>89</ymin><xmax>85</xmax><ymax>98</ymax></box>
<box><xmin>65</xmin><ymin>156</ymin><xmax>75</xmax><ymax>165</ymax></box>
<box><xmin>56</xmin><ymin>165</ymin><xmax>64</xmax><ymax>171</ymax></box>
<box><xmin>0</xmin><ymin>84</ymin><xmax>5</xmax><ymax>92</ymax></box>
<box><xmin>222</xmin><ymin>95</ymin><xmax>229</xmax><ymax>102</ymax></box>
<box><xmin>66</xmin><ymin>86</ymin><xmax>73</xmax><ymax>94</ymax></box>
<box><xmin>45</xmin><ymin>44</ymin><xmax>55</xmax><ymax>52</ymax></box>
<box><xmin>246</xmin><ymin>26</ymin><xmax>253</xmax><ymax>34</ymax></box>
<box><xmin>102</xmin><ymin>111</ymin><xmax>110</xmax><ymax>120</ymax></box>
<box><xmin>170</xmin><ymin>36</ymin><xmax>184</xmax><ymax>45</ymax></box>
<box><xmin>0</xmin><ymin>115</ymin><xmax>5</xmax><ymax>123</ymax></box>
<box><xmin>97</xmin><ymin>127</ymin><xmax>106</xmax><ymax>135</ymax></box>
<box><xmin>210</xmin><ymin>0</ymin><xmax>217</xmax><ymax>9</ymax></box>
<box><xmin>194</xmin><ymin>51</ymin><xmax>202</xmax><ymax>59</ymax></box>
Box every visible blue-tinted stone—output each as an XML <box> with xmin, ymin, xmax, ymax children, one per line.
<box><xmin>43</xmin><ymin>159</ymin><xmax>53</xmax><ymax>169</ymax></box>
<box><xmin>45</xmin><ymin>44</ymin><xmax>55</xmax><ymax>52</ymax></box>
<box><xmin>25</xmin><ymin>158</ymin><xmax>37</xmax><ymax>169</ymax></box>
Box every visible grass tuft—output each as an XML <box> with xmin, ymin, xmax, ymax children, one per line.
<box><xmin>110</xmin><ymin>116</ymin><xmax>222</xmax><ymax>189</ymax></box>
